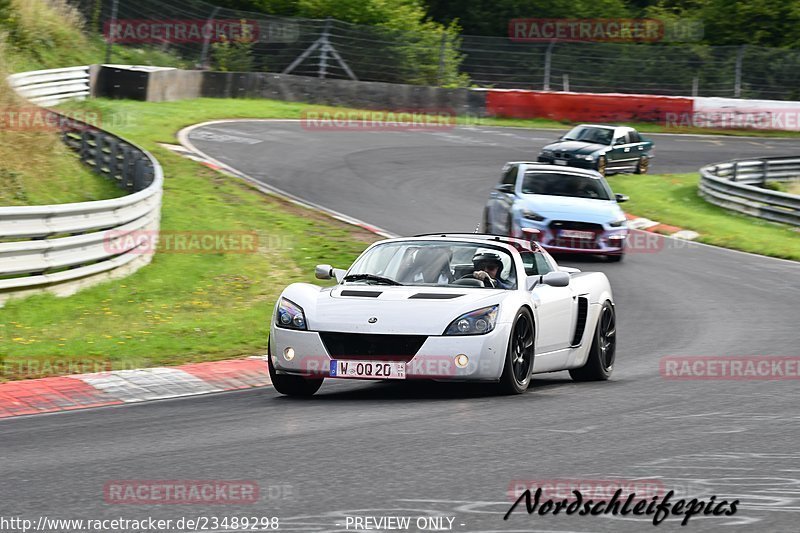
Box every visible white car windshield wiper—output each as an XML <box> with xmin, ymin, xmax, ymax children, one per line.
<box><xmin>343</xmin><ymin>274</ymin><xmax>404</xmax><ymax>286</ymax></box>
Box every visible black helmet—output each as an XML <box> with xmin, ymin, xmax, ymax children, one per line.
<box><xmin>472</xmin><ymin>252</ymin><xmax>503</xmax><ymax>271</ymax></box>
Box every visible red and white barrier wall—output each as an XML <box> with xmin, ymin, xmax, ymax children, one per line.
<box><xmin>482</xmin><ymin>89</ymin><xmax>800</xmax><ymax>132</ymax></box>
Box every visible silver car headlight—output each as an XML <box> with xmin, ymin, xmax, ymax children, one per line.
<box><xmin>522</xmin><ymin>209</ymin><xmax>546</xmax><ymax>222</ymax></box>
<box><xmin>444</xmin><ymin>305</ymin><xmax>499</xmax><ymax>336</ymax></box>
<box><xmin>276</xmin><ymin>298</ymin><xmax>307</xmax><ymax>330</ymax></box>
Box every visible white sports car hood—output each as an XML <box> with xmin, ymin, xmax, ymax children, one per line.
<box><xmin>281</xmin><ymin>283</ymin><xmax>507</xmax><ymax>335</ymax></box>
<box><xmin>522</xmin><ymin>195</ymin><xmax>623</xmax><ymax>224</ymax></box>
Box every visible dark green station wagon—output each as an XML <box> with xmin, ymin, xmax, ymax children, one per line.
<box><xmin>537</xmin><ymin>124</ymin><xmax>654</xmax><ymax>176</ymax></box>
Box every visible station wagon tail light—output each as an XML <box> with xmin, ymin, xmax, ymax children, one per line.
<box><xmin>276</xmin><ymin>298</ymin><xmax>307</xmax><ymax>330</ymax></box>
<box><xmin>444</xmin><ymin>305</ymin><xmax>499</xmax><ymax>336</ymax></box>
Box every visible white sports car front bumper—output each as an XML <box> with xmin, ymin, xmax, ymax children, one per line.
<box><xmin>269</xmin><ymin>323</ymin><xmax>513</xmax><ymax>381</ymax></box>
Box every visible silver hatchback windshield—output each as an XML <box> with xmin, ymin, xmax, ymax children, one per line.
<box><xmin>522</xmin><ymin>172</ymin><xmax>611</xmax><ymax>200</ymax></box>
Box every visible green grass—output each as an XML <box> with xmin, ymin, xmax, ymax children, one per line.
<box><xmin>606</xmin><ymin>172</ymin><xmax>800</xmax><ymax>260</ymax></box>
<box><xmin>0</xmin><ymin>134</ymin><xmax>124</xmax><ymax>206</ymax></box>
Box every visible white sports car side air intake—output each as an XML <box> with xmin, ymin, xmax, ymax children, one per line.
<box><xmin>268</xmin><ymin>234</ymin><xmax>617</xmax><ymax>396</ymax></box>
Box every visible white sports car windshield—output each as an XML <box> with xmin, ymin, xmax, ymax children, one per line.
<box><xmin>346</xmin><ymin>241</ymin><xmax>517</xmax><ymax>289</ymax></box>
<box><xmin>522</xmin><ymin>172</ymin><xmax>612</xmax><ymax>201</ymax></box>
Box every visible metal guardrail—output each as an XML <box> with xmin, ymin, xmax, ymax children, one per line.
<box><xmin>1</xmin><ymin>66</ymin><xmax>163</xmax><ymax>304</ymax></box>
<box><xmin>7</xmin><ymin>66</ymin><xmax>92</xmax><ymax>106</ymax></box>
<box><xmin>699</xmin><ymin>156</ymin><xmax>800</xmax><ymax>226</ymax></box>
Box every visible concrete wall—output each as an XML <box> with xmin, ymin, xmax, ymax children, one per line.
<box><xmin>96</xmin><ymin>66</ymin><xmax>487</xmax><ymax>116</ymax></box>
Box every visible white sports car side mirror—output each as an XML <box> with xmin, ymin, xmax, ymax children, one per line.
<box><xmin>315</xmin><ymin>264</ymin><xmax>334</xmax><ymax>279</ymax></box>
<box><xmin>542</xmin><ymin>271</ymin><xmax>570</xmax><ymax>287</ymax></box>
<box><xmin>526</xmin><ymin>271</ymin><xmax>571</xmax><ymax>290</ymax></box>
<box><xmin>316</xmin><ymin>264</ymin><xmax>346</xmax><ymax>282</ymax></box>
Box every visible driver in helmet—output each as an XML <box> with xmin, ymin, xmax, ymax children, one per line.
<box><xmin>471</xmin><ymin>252</ymin><xmax>511</xmax><ymax>289</ymax></box>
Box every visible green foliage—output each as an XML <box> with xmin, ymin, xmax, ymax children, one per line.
<box><xmin>211</xmin><ymin>19</ymin><xmax>257</xmax><ymax>72</ymax></box>
<box><xmin>422</xmin><ymin>0</ymin><xmax>800</xmax><ymax>48</ymax></box>
<box><xmin>210</xmin><ymin>0</ymin><xmax>470</xmax><ymax>86</ymax></box>
<box><xmin>424</xmin><ymin>0</ymin><xmax>629</xmax><ymax>36</ymax></box>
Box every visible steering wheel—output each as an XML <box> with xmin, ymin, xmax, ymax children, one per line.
<box><xmin>458</xmin><ymin>273</ymin><xmax>496</xmax><ymax>288</ymax></box>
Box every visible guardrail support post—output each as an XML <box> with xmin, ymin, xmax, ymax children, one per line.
<box><xmin>543</xmin><ymin>40</ymin><xmax>555</xmax><ymax>91</ymax></box>
<box><xmin>108</xmin><ymin>138</ymin><xmax>119</xmax><ymax>183</ymax></box>
<box><xmin>104</xmin><ymin>0</ymin><xmax>119</xmax><ymax>64</ymax></box>
<box><xmin>436</xmin><ymin>32</ymin><xmax>447</xmax><ymax>87</ymax></box>
<box><xmin>199</xmin><ymin>6</ymin><xmax>221</xmax><ymax>69</ymax></box>
<box><xmin>94</xmin><ymin>133</ymin><xmax>104</xmax><ymax>174</ymax></box>
<box><xmin>734</xmin><ymin>45</ymin><xmax>745</xmax><ymax>98</ymax></box>
<box><xmin>133</xmin><ymin>158</ymin><xmax>147</xmax><ymax>191</ymax></box>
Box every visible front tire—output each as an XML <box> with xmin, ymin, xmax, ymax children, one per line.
<box><xmin>607</xmin><ymin>253</ymin><xmax>624</xmax><ymax>263</ymax></box>
<box><xmin>596</xmin><ymin>155</ymin><xmax>607</xmax><ymax>176</ymax></box>
<box><xmin>268</xmin><ymin>351</ymin><xmax>324</xmax><ymax>396</ymax></box>
<box><xmin>498</xmin><ymin>308</ymin><xmax>535</xmax><ymax>394</ymax></box>
<box><xmin>635</xmin><ymin>156</ymin><xmax>649</xmax><ymax>174</ymax></box>
<box><xmin>569</xmin><ymin>301</ymin><xmax>616</xmax><ymax>381</ymax></box>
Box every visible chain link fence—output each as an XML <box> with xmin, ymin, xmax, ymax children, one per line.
<box><xmin>70</xmin><ymin>0</ymin><xmax>800</xmax><ymax>100</ymax></box>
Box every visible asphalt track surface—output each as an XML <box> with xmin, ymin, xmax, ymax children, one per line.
<box><xmin>2</xmin><ymin>123</ymin><xmax>799</xmax><ymax>533</ymax></box>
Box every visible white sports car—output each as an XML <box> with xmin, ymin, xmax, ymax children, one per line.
<box><xmin>268</xmin><ymin>234</ymin><xmax>617</xmax><ymax>396</ymax></box>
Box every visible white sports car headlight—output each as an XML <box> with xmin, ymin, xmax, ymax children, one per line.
<box><xmin>276</xmin><ymin>298</ymin><xmax>307</xmax><ymax>330</ymax></box>
<box><xmin>444</xmin><ymin>305</ymin><xmax>499</xmax><ymax>336</ymax></box>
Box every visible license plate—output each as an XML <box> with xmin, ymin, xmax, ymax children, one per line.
<box><xmin>554</xmin><ymin>159</ymin><xmax>568</xmax><ymax>165</ymax></box>
<box><xmin>560</xmin><ymin>229</ymin><xmax>595</xmax><ymax>240</ymax></box>
<box><xmin>329</xmin><ymin>360</ymin><xmax>406</xmax><ymax>380</ymax></box>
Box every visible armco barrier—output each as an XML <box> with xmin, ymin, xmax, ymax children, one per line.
<box><xmin>699</xmin><ymin>157</ymin><xmax>800</xmax><ymax>226</ymax></box>
<box><xmin>7</xmin><ymin>66</ymin><xmax>92</xmax><ymax>106</ymax></box>
<box><xmin>483</xmin><ymin>89</ymin><xmax>694</xmax><ymax>123</ymax></box>
<box><xmin>1</xmin><ymin>67</ymin><xmax>163</xmax><ymax>306</ymax></box>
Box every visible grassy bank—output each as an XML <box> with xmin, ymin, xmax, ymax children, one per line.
<box><xmin>0</xmin><ymin>0</ymin><xmax>185</xmax><ymax>207</ymax></box>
